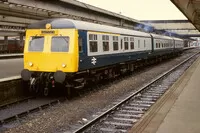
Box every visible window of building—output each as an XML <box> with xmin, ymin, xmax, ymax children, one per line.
<box><xmin>89</xmin><ymin>34</ymin><xmax>98</xmax><ymax>52</ymax></box>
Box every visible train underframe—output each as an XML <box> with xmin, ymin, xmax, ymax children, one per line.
<box><xmin>22</xmin><ymin>52</ymin><xmax>181</xmax><ymax>97</ymax></box>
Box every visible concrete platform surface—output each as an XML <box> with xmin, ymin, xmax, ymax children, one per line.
<box><xmin>0</xmin><ymin>58</ymin><xmax>23</xmax><ymax>79</ymax></box>
<box><xmin>0</xmin><ymin>53</ymin><xmax>23</xmax><ymax>57</ymax></box>
<box><xmin>129</xmin><ymin>57</ymin><xmax>200</xmax><ymax>133</ymax></box>
<box><xmin>155</xmin><ymin>58</ymin><xmax>200</xmax><ymax>133</ymax></box>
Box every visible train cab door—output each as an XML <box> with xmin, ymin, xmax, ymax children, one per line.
<box><xmin>78</xmin><ymin>30</ymin><xmax>87</xmax><ymax>71</ymax></box>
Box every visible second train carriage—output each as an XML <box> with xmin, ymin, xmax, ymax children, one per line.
<box><xmin>21</xmin><ymin>18</ymin><xmax>184</xmax><ymax>96</ymax></box>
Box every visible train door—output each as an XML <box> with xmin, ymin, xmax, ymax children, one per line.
<box><xmin>172</xmin><ymin>38</ymin><xmax>176</xmax><ymax>51</ymax></box>
<box><xmin>150</xmin><ymin>34</ymin><xmax>154</xmax><ymax>52</ymax></box>
<box><xmin>120</xmin><ymin>36</ymin><xmax>124</xmax><ymax>52</ymax></box>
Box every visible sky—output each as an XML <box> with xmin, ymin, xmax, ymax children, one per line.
<box><xmin>77</xmin><ymin>0</ymin><xmax>187</xmax><ymax>21</ymax></box>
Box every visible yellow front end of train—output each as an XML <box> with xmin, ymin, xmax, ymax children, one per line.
<box><xmin>21</xmin><ymin>25</ymin><xmax>79</xmax><ymax>83</ymax></box>
<box><xmin>24</xmin><ymin>28</ymin><xmax>78</xmax><ymax>72</ymax></box>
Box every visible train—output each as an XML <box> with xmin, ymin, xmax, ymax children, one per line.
<box><xmin>21</xmin><ymin>18</ymin><xmax>184</xmax><ymax>96</ymax></box>
<box><xmin>0</xmin><ymin>37</ymin><xmax>24</xmax><ymax>53</ymax></box>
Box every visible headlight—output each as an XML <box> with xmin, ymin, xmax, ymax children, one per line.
<box><xmin>28</xmin><ymin>62</ymin><xmax>33</xmax><ymax>67</ymax></box>
<box><xmin>62</xmin><ymin>64</ymin><xmax>66</xmax><ymax>68</ymax></box>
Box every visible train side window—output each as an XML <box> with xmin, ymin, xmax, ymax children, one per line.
<box><xmin>138</xmin><ymin>40</ymin><xmax>140</xmax><ymax>48</ymax></box>
<box><xmin>89</xmin><ymin>34</ymin><xmax>97</xmax><ymax>40</ymax></box>
<box><xmin>28</xmin><ymin>36</ymin><xmax>44</xmax><ymax>52</ymax></box>
<box><xmin>103</xmin><ymin>42</ymin><xmax>109</xmax><ymax>51</ymax></box>
<box><xmin>113</xmin><ymin>36</ymin><xmax>119</xmax><ymax>51</ymax></box>
<box><xmin>78</xmin><ymin>37</ymin><xmax>83</xmax><ymax>52</ymax></box>
<box><xmin>124</xmin><ymin>37</ymin><xmax>129</xmax><ymax>50</ymax></box>
<box><xmin>90</xmin><ymin>41</ymin><xmax>98</xmax><ymax>52</ymax></box>
<box><xmin>121</xmin><ymin>39</ymin><xmax>123</xmax><ymax>49</ymax></box>
<box><xmin>130</xmin><ymin>37</ymin><xmax>134</xmax><ymax>49</ymax></box>
<box><xmin>102</xmin><ymin>35</ymin><xmax>109</xmax><ymax>52</ymax></box>
<box><xmin>89</xmin><ymin>34</ymin><xmax>98</xmax><ymax>52</ymax></box>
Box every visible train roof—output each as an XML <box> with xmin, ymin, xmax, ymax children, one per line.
<box><xmin>28</xmin><ymin>18</ymin><xmax>151</xmax><ymax>37</ymax></box>
<box><xmin>150</xmin><ymin>33</ymin><xmax>173</xmax><ymax>40</ymax></box>
<box><xmin>173</xmin><ymin>37</ymin><xmax>183</xmax><ymax>41</ymax></box>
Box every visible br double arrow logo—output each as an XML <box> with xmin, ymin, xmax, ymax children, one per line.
<box><xmin>91</xmin><ymin>57</ymin><xmax>97</xmax><ymax>65</ymax></box>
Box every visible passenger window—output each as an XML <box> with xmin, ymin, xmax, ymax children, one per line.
<box><xmin>130</xmin><ymin>37</ymin><xmax>134</xmax><ymax>49</ymax></box>
<box><xmin>90</xmin><ymin>41</ymin><xmax>98</xmax><ymax>52</ymax></box>
<box><xmin>113</xmin><ymin>36</ymin><xmax>119</xmax><ymax>51</ymax></box>
<box><xmin>113</xmin><ymin>42</ymin><xmax>119</xmax><ymax>50</ymax></box>
<box><xmin>28</xmin><ymin>36</ymin><xmax>44</xmax><ymax>52</ymax></box>
<box><xmin>138</xmin><ymin>40</ymin><xmax>140</xmax><ymax>48</ymax></box>
<box><xmin>103</xmin><ymin>42</ymin><xmax>109</xmax><ymax>51</ymax></box>
<box><xmin>124</xmin><ymin>37</ymin><xmax>129</xmax><ymax>50</ymax></box>
<box><xmin>102</xmin><ymin>35</ymin><xmax>109</xmax><ymax>52</ymax></box>
<box><xmin>121</xmin><ymin>39</ymin><xmax>123</xmax><ymax>49</ymax></box>
<box><xmin>124</xmin><ymin>42</ymin><xmax>129</xmax><ymax>50</ymax></box>
<box><xmin>89</xmin><ymin>34</ymin><xmax>97</xmax><ymax>40</ymax></box>
<box><xmin>89</xmin><ymin>34</ymin><xmax>98</xmax><ymax>52</ymax></box>
<box><xmin>51</xmin><ymin>36</ymin><xmax>69</xmax><ymax>52</ymax></box>
<box><xmin>79</xmin><ymin>37</ymin><xmax>83</xmax><ymax>52</ymax></box>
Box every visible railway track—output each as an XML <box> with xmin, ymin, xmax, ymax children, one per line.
<box><xmin>73</xmin><ymin>52</ymin><xmax>200</xmax><ymax>133</ymax></box>
<box><xmin>0</xmin><ymin>96</ymin><xmax>66</xmax><ymax>126</ymax></box>
<box><xmin>0</xmin><ymin>49</ymin><xmax>198</xmax><ymax>130</ymax></box>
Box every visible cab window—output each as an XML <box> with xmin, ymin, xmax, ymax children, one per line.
<box><xmin>28</xmin><ymin>36</ymin><xmax>44</xmax><ymax>52</ymax></box>
<box><xmin>51</xmin><ymin>36</ymin><xmax>69</xmax><ymax>52</ymax></box>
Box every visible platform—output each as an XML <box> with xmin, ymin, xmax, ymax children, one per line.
<box><xmin>0</xmin><ymin>58</ymin><xmax>23</xmax><ymax>79</ymax></box>
<box><xmin>129</xmin><ymin>56</ymin><xmax>200</xmax><ymax>133</ymax></box>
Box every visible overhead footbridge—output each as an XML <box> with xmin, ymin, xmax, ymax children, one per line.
<box><xmin>171</xmin><ymin>0</ymin><xmax>200</xmax><ymax>32</ymax></box>
<box><xmin>141</xmin><ymin>20</ymin><xmax>200</xmax><ymax>38</ymax></box>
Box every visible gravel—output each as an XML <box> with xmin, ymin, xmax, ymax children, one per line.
<box><xmin>2</xmin><ymin>49</ymin><xmax>199</xmax><ymax>133</ymax></box>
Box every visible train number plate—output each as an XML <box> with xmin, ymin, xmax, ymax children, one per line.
<box><xmin>41</xmin><ymin>30</ymin><xmax>55</xmax><ymax>34</ymax></box>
